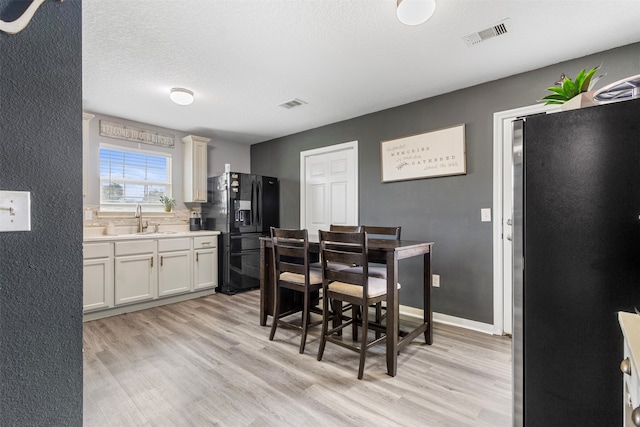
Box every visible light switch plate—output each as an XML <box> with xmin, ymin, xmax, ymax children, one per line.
<box><xmin>0</xmin><ymin>190</ymin><xmax>31</xmax><ymax>232</ymax></box>
<box><xmin>481</xmin><ymin>208</ymin><xmax>492</xmax><ymax>222</ymax></box>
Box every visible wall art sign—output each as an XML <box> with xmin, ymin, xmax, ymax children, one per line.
<box><xmin>380</xmin><ymin>124</ymin><xmax>466</xmax><ymax>182</ymax></box>
<box><xmin>99</xmin><ymin>120</ymin><xmax>175</xmax><ymax>148</ymax></box>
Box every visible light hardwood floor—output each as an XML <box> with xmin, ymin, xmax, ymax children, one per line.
<box><xmin>83</xmin><ymin>290</ymin><xmax>512</xmax><ymax>426</ymax></box>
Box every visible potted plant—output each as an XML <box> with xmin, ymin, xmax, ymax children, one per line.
<box><xmin>542</xmin><ymin>64</ymin><xmax>604</xmax><ymax>110</ymax></box>
<box><xmin>159</xmin><ymin>195</ymin><xmax>176</xmax><ymax>212</ymax></box>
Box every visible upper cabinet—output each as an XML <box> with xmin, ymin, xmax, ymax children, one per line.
<box><xmin>182</xmin><ymin>135</ymin><xmax>210</xmax><ymax>203</ymax></box>
<box><xmin>83</xmin><ymin>113</ymin><xmax>95</xmax><ymax>199</ymax></box>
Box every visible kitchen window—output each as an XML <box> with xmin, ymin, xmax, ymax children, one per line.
<box><xmin>99</xmin><ymin>144</ymin><xmax>172</xmax><ymax>212</ymax></box>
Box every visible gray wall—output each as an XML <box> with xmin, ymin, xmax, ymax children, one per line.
<box><xmin>251</xmin><ymin>42</ymin><xmax>640</xmax><ymax>324</ymax></box>
<box><xmin>0</xmin><ymin>0</ymin><xmax>82</xmax><ymax>425</ymax></box>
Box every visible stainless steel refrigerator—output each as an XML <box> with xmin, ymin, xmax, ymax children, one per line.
<box><xmin>202</xmin><ymin>172</ymin><xmax>279</xmax><ymax>294</ymax></box>
<box><xmin>512</xmin><ymin>97</ymin><xmax>640</xmax><ymax>426</ymax></box>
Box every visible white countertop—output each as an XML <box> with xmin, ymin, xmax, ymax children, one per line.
<box><xmin>84</xmin><ymin>230</ymin><xmax>220</xmax><ymax>242</ymax></box>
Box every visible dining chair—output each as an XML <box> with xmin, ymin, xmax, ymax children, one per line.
<box><xmin>354</xmin><ymin>226</ymin><xmax>402</xmax><ymax>339</ymax></box>
<box><xmin>270</xmin><ymin>227</ymin><xmax>323</xmax><ymax>354</ymax></box>
<box><xmin>317</xmin><ymin>230</ymin><xmax>389</xmax><ymax>379</ymax></box>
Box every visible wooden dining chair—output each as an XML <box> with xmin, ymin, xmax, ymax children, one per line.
<box><xmin>270</xmin><ymin>227</ymin><xmax>323</xmax><ymax>354</ymax></box>
<box><xmin>356</xmin><ymin>226</ymin><xmax>401</xmax><ymax>338</ymax></box>
<box><xmin>317</xmin><ymin>230</ymin><xmax>388</xmax><ymax>379</ymax></box>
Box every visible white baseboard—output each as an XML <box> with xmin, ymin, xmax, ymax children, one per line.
<box><xmin>399</xmin><ymin>304</ymin><xmax>496</xmax><ymax>335</ymax></box>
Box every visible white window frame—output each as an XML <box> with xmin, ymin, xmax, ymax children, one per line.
<box><xmin>99</xmin><ymin>143</ymin><xmax>172</xmax><ymax>213</ymax></box>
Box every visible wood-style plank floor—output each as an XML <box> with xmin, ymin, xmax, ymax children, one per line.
<box><xmin>83</xmin><ymin>290</ymin><xmax>512</xmax><ymax>426</ymax></box>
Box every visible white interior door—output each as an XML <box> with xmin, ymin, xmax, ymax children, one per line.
<box><xmin>493</xmin><ymin>104</ymin><xmax>559</xmax><ymax>336</ymax></box>
<box><xmin>300</xmin><ymin>141</ymin><xmax>358</xmax><ymax>237</ymax></box>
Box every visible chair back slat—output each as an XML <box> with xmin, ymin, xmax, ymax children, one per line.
<box><xmin>329</xmin><ymin>224</ymin><xmax>362</xmax><ymax>233</ymax></box>
<box><xmin>362</xmin><ymin>225</ymin><xmax>401</xmax><ymax>240</ymax></box>
<box><xmin>319</xmin><ymin>230</ymin><xmax>368</xmax><ymax>290</ymax></box>
<box><xmin>271</xmin><ymin>227</ymin><xmax>310</xmax><ymax>280</ymax></box>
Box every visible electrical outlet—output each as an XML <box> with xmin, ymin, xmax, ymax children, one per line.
<box><xmin>481</xmin><ymin>208</ymin><xmax>492</xmax><ymax>222</ymax></box>
<box><xmin>433</xmin><ymin>274</ymin><xmax>440</xmax><ymax>287</ymax></box>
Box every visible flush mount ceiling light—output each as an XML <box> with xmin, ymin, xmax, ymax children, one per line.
<box><xmin>170</xmin><ymin>88</ymin><xmax>194</xmax><ymax>106</ymax></box>
<box><xmin>397</xmin><ymin>0</ymin><xmax>436</xmax><ymax>26</ymax></box>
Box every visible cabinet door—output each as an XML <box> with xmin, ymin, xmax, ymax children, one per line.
<box><xmin>158</xmin><ymin>250</ymin><xmax>192</xmax><ymax>296</ymax></box>
<box><xmin>194</xmin><ymin>248</ymin><xmax>218</xmax><ymax>290</ymax></box>
<box><xmin>182</xmin><ymin>135</ymin><xmax>209</xmax><ymax>203</ymax></box>
<box><xmin>115</xmin><ymin>254</ymin><xmax>156</xmax><ymax>305</ymax></box>
<box><xmin>194</xmin><ymin>140</ymin><xmax>208</xmax><ymax>202</ymax></box>
<box><xmin>83</xmin><ymin>257</ymin><xmax>114</xmax><ymax>311</ymax></box>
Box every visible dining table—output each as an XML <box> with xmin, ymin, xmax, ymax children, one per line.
<box><xmin>259</xmin><ymin>235</ymin><xmax>434</xmax><ymax>377</ymax></box>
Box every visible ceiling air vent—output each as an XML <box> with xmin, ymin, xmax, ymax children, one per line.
<box><xmin>278</xmin><ymin>98</ymin><xmax>307</xmax><ymax>109</ymax></box>
<box><xmin>462</xmin><ymin>18</ymin><xmax>510</xmax><ymax>47</ymax></box>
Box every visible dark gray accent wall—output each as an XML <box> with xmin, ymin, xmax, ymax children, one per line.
<box><xmin>0</xmin><ymin>0</ymin><xmax>82</xmax><ymax>425</ymax></box>
<box><xmin>252</xmin><ymin>42</ymin><xmax>640</xmax><ymax>324</ymax></box>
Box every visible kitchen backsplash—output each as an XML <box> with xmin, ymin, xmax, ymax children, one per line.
<box><xmin>83</xmin><ymin>204</ymin><xmax>196</xmax><ymax>236</ymax></box>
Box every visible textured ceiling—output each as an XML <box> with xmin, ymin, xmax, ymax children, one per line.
<box><xmin>82</xmin><ymin>0</ymin><xmax>640</xmax><ymax>145</ymax></box>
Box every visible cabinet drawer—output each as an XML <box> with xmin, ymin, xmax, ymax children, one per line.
<box><xmin>115</xmin><ymin>240</ymin><xmax>155</xmax><ymax>256</ymax></box>
<box><xmin>194</xmin><ymin>236</ymin><xmax>217</xmax><ymax>249</ymax></box>
<box><xmin>158</xmin><ymin>237</ymin><xmax>191</xmax><ymax>252</ymax></box>
<box><xmin>84</xmin><ymin>242</ymin><xmax>113</xmax><ymax>259</ymax></box>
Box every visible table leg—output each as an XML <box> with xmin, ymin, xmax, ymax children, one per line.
<box><xmin>424</xmin><ymin>250</ymin><xmax>433</xmax><ymax>345</ymax></box>
<box><xmin>259</xmin><ymin>243</ymin><xmax>271</xmax><ymax>326</ymax></box>
<box><xmin>386</xmin><ymin>251</ymin><xmax>399</xmax><ymax>377</ymax></box>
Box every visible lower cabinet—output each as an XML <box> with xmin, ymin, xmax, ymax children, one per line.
<box><xmin>619</xmin><ymin>311</ymin><xmax>640</xmax><ymax>427</ymax></box>
<box><xmin>194</xmin><ymin>236</ymin><xmax>218</xmax><ymax>290</ymax></box>
<box><xmin>158</xmin><ymin>238</ymin><xmax>192</xmax><ymax>297</ymax></box>
<box><xmin>83</xmin><ymin>242</ymin><xmax>114</xmax><ymax>311</ymax></box>
<box><xmin>83</xmin><ymin>234</ymin><xmax>218</xmax><ymax>315</ymax></box>
<box><xmin>114</xmin><ymin>240</ymin><xmax>157</xmax><ymax>305</ymax></box>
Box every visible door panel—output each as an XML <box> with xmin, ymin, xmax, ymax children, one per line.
<box><xmin>301</xmin><ymin>141</ymin><xmax>358</xmax><ymax>237</ymax></box>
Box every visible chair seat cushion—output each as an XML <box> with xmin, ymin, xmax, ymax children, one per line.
<box><xmin>310</xmin><ymin>261</ymin><xmax>352</xmax><ymax>271</ymax></box>
<box><xmin>328</xmin><ymin>276</ymin><xmax>388</xmax><ymax>298</ymax></box>
<box><xmin>366</xmin><ymin>266</ymin><xmax>387</xmax><ymax>279</ymax></box>
<box><xmin>280</xmin><ymin>270</ymin><xmax>322</xmax><ymax>285</ymax></box>
<box><xmin>341</xmin><ymin>266</ymin><xmax>401</xmax><ymax>287</ymax></box>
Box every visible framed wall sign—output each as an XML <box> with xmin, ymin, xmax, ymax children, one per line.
<box><xmin>381</xmin><ymin>124</ymin><xmax>466</xmax><ymax>182</ymax></box>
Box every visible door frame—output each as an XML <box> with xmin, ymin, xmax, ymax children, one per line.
<box><xmin>299</xmin><ymin>140</ymin><xmax>359</xmax><ymax>230</ymax></box>
<box><xmin>492</xmin><ymin>103</ymin><xmax>560</xmax><ymax>335</ymax></box>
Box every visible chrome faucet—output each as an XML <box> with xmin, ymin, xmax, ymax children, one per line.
<box><xmin>135</xmin><ymin>204</ymin><xmax>147</xmax><ymax>233</ymax></box>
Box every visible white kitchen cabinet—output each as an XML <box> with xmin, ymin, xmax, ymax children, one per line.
<box><xmin>114</xmin><ymin>240</ymin><xmax>157</xmax><ymax>305</ymax></box>
<box><xmin>83</xmin><ymin>231</ymin><xmax>220</xmax><ymax>320</ymax></box>
<box><xmin>619</xmin><ymin>312</ymin><xmax>640</xmax><ymax>427</ymax></box>
<box><xmin>182</xmin><ymin>135</ymin><xmax>210</xmax><ymax>203</ymax></box>
<box><xmin>193</xmin><ymin>236</ymin><xmax>218</xmax><ymax>290</ymax></box>
<box><xmin>82</xmin><ymin>113</ymin><xmax>94</xmax><ymax>200</ymax></box>
<box><xmin>158</xmin><ymin>238</ymin><xmax>192</xmax><ymax>297</ymax></box>
<box><xmin>83</xmin><ymin>242</ymin><xmax>113</xmax><ymax>311</ymax></box>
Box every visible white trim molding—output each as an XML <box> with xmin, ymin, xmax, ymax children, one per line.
<box><xmin>400</xmin><ymin>304</ymin><xmax>495</xmax><ymax>335</ymax></box>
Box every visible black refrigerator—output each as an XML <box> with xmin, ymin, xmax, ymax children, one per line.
<box><xmin>202</xmin><ymin>172</ymin><xmax>279</xmax><ymax>294</ymax></box>
<box><xmin>512</xmin><ymin>98</ymin><xmax>640</xmax><ymax>426</ymax></box>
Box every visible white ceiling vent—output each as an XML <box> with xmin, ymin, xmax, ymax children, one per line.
<box><xmin>278</xmin><ymin>98</ymin><xmax>307</xmax><ymax>109</ymax></box>
<box><xmin>462</xmin><ymin>19</ymin><xmax>510</xmax><ymax>47</ymax></box>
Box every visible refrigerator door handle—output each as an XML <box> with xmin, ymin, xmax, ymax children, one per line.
<box><xmin>257</xmin><ymin>180</ymin><xmax>262</xmax><ymax>227</ymax></box>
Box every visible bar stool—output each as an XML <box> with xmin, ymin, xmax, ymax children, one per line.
<box><xmin>317</xmin><ymin>230</ymin><xmax>389</xmax><ymax>379</ymax></box>
<box><xmin>270</xmin><ymin>227</ymin><xmax>323</xmax><ymax>354</ymax></box>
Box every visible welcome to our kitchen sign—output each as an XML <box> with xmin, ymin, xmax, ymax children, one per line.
<box><xmin>380</xmin><ymin>124</ymin><xmax>466</xmax><ymax>182</ymax></box>
<box><xmin>100</xmin><ymin>120</ymin><xmax>175</xmax><ymax>148</ymax></box>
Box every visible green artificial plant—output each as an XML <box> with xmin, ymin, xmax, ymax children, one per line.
<box><xmin>542</xmin><ymin>65</ymin><xmax>603</xmax><ymax>105</ymax></box>
<box><xmin>159</xmin><ymin>195</ymin><xmax>176</xmax><ymax>208</ymax></box>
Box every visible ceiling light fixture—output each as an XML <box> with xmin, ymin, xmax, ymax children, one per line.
<box><xmin>170</xmin><ymin>87</ymin><xmax>194</xmax><ymax>106</ymax></box>
<box><xmin>396</xmin><ymin>0</ymin><xmax>436</xmax><ymax>26</ymax></box>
